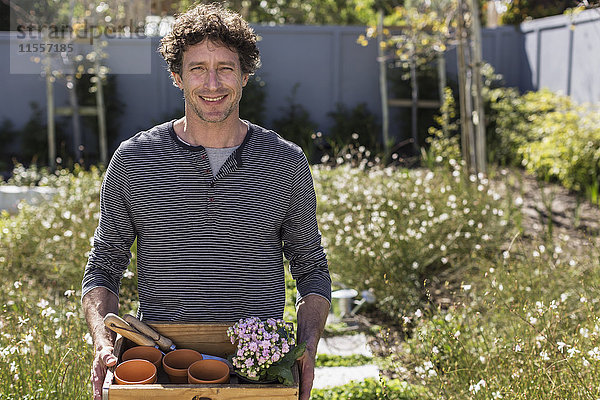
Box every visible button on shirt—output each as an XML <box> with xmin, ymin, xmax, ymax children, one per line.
<box><xmin>81</xmin><ymin>120</ymin><xmax>332</xmax><ymax>322</ymax></box>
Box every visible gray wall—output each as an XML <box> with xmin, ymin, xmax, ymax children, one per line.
<box><xmin>1</xmin><ymin>9</ymin><xmax>599</xmax><ymax>158</ymax></box>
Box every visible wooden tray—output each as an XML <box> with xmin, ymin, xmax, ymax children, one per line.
<box><xmin>102</xmin><ymin>322</ymin><xmax>299</xmax><ymax>399</ymax></box>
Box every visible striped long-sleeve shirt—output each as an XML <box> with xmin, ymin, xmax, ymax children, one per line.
<box><xmin>81</xmin><ymin>120</ymin><xmax>331</xmax><ymax>322</ymax></box>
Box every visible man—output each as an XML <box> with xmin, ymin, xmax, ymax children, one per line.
<box><xmin>81</xmin><ymin>4</ymin><xmax>331</xmax><ymax>400</ymax></box>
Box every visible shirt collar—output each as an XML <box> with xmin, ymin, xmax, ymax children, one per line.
<box><xmin>168</xmin><ymin>119</ymin><xmax>253</xmax><ymax>168</ymax></box>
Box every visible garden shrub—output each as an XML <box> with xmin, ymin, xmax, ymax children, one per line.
<box><xmin>0</xmin><ymin>165</ymin><xmax>138</xmax><ymax>307</ymax></box>
<box><xmin>486</xmin><ymin>86</ymin><xmax>600</xmax><ymax>201</ymax></box>
<box><xmin>310</xmin><ymin>377</ymin><xmax>423</xmax><ymax>400</ymax></box>
<box><xmin>325</xmin><ymin>103</ymin><xmax>381</xmax><ymax>157</ymax></box>
<box><xmin>398</xmin><ymin>239</ymin><xmax>600</xmax><ymax>399</ymax></box>
<box><xmin>422</xmin><ymin>87</ymin><xmax>461</xmax><ymax>169</ymax></box>
<box><xmin>239</xmin><ymin>74</ymin><xmax>267</xmax><ymax>126</ymax></box>
<box><xmin>313</xmin><ymin>161</ymin><xmax>513</xmax><ymax>320</ymax></box>
<box><xmin>272</xmin><ymin>83</ymin><xmax>318</xmax><ymax>162</ymax></box>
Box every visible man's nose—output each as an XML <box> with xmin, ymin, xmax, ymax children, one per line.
<box><xmin>204</xmin><ymin>69</ymin><xmax>221</xmax><ymax>90</ymax></box>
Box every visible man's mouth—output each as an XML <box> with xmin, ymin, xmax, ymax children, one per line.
<box><xmin>201</xmin><ymin>95</ymin><xmax>226</xmax><ymax>102</ymax></box>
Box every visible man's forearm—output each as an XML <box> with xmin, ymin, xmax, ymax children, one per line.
<box><xmin>82</xmin><ymin>287</ymin><xmax>119</xmax><ymax>349</ymax></box>
<box><xmin>296</xmin><ymin>294</ymin><xmax>330</xmax><ymax>356</ymax></box>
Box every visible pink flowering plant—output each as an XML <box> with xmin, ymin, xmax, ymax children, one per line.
<box><xmin>227</xmin><ymin>317</ymin><xmax>305</xmax><ymax>385</ymax></box>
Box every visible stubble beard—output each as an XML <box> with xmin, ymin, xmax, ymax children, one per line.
<box><xmin>184</xmin><ymin>88</ymin><xmax>240</xmax><ymax>124</ymax></box>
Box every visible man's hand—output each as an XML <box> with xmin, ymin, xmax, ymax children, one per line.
<box><xmin>91</xmin><ymin>344</ymin><xmax>118</xmax><ymax>400</ymax></box>
<box><xmin>297</xmin><ymin>344</ymin><xmax>317</xmax><ymax>400</ymax></box>
<box><xmin>296</xmin><ymin>294</ymin><xmax>330</xmax><ymax>400</ymax></box>
<box><xmin>82</xmin><ymin>287</ymin><xmax>119</xmax><ymax>400</ymax></box>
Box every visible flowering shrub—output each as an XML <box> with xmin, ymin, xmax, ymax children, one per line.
<box><xmin>394</xmin><ymin>238</ymin><xmax>600</xmax><ymax>399</ymax></box>
<box><xmin>227</xmin><ymin>317</ymin><xmax>305</xmax><ymax>385</ymax></box>
<box><xmin>486</xmin><ymin>87</ymin><xmax>600</xmax><ymax>203</ymax></box>
<box><xmin>313</xmin><ymin>161</ymin><xmax>514</xmax><ymax>319</ymax></box>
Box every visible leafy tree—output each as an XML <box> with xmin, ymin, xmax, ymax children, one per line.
<box><xmin>174</xmin><ymin>0</ymin><xmax>382</xmax><ymax>25</ymax></box>
<box><xmin>502</xmin><ymin>0</ymin><xmax>579</xmax><ymax>24</ymax></box>
<box><xmin>359</xmin><ymin>1</ymin><xmax>455</xmax><ymax>153</ymax></box>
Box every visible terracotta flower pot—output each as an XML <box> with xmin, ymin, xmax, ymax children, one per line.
<box><xmin>162</xmin><ymin>349</ymin><xmax>203</xmax><ymax>383</ymax></box>
<box><xmin>122</xmin><ymin>346</ymin><xmax>163</xmax><ymax>371</ymax></box>
<box><xmin>114</xmin><ymin>359</ymin><xmax>157</xmax><ymax>385</ymax></box>
<box><xmin>188</xmin><ymin>359</ymin><xmax>230</xmax><ymax>384</ymax></box>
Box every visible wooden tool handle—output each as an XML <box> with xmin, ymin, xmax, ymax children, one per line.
<box><xmin>123</xmin><ymin>314</ymin><xmax>175</xmax><ymax>352</ymax></box>
<box><xmin>103</xmin><ymin>313</ymin><xmax>156</xmax><ymax>347</ymax></box>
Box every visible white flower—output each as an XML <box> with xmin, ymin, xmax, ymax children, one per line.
<box><xmin>84</xmin><ymin>332</ymin><xmax>93</xmax><ymax>345</ymax></box>
<box><xmin>557</xmin><ymin>342</ymin><xmax>568</xmax><ymax>352</ymax></box>
<box><xmin>13</xmin><ymin>281</ymin><xmax>22</xmax><ymax>289</ymax></box>
<box><xmin>514</xmin><ymin>344</ymin><xmax>522</xmax><ymax>352</ymax></box>
<box><xmin>492</xmin><ymin>391</ymin><xmax>503</xmax><ymax>399</ymax></box>
<box><xmin>454</xmin><ymin>331</ymin><xmax>461</xmax><ymax>339</ymax></box>
<box><xmin>502</xmin><ymin>251</ymin><xmax>510</xmax><ymax>259</ymax></box>
<box><xmin>567</xmin><ymin>347</ymin><xmax>580</xmax><ymax>357</ymax></box>
<box><xmin>55</xmin><ymin>327</ymin><xmax>63</xmax><ymax>339</ymax></box>
<box><xmin>554</xmin><ymin>246</ymin><xmax>562</xmax><ymax>254</ymax></box>
<box><xmin>43</xmin><ymin>344</ymin><xmax>52</xmax><ymax>355</ymax></box>
<box><xmin>582</xmin><ymin>357</ymin><xmax>590</xmax><ymax>367</ymax></box>
<box><xmin>414</xmin><ymin>309</ymin><xmax>422</xmax><ymax>318</ymax></box>
<box><xmin>580</xmin><ymin>328</ymin><xmax>590</xmax><ymax>338</ymax></box>
<box><xmin>36</xmin><ymin>299</ymin><xmax>49</xmax><ymax>308</ymax></box>
<box><xmin>587</xmin><ymin>347</ymin><xmax>600</xmax><ymax>360</ymax></box>
<box><xmin>581</xmin><ymin>297</ymin><xmax>588</xmax><ymax>303</ymax></box>
<box><xmin>461</xmin><ymin>284</ymin><xmax>472</xmax><ymax>291</ymax></box>
<box><xmin>64</xmin><ymin>290</ymin><xmax>76</xmax><ymax>297</ymax></box>
<box><xmin>469</xmin><ymin>379</ymin><xmax>486</xmax><ymax>393</ymax></box>
<box><xmin>23</xmin><ymin>333</ymin><xmax>34</xmax><ymax>345</ymax></box>
<box><xmin>529</xmin><ymin>317</ymin><xmax>538</xmax><ymax>325</ymax></box>
<box><xmin>123</xmin><ymin>270</ymin><xmax>135</xmax><ymax>279</ymax></box>
<box><xmin>540</xmin><ymin>351</ymin><xmax>550</xmax><ymax>361</ymax></box>
<box><xmin>432</xmin><ymin>346</ymin><xmax>439</xmax><ymax>354</ymax></box>
<box><xmin>41</xmin><ymin>307</ymin><xmax>56</xmax><ymax>318</ymax></box>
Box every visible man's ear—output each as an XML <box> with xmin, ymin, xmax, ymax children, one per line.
<box><xmin>241</xmin><ymin>73</ymin><xmax>249</xmax><ymax>88</ymax></box>
<box><xmin>172</xmin><ymin>72</ymin><xmax>183</xmax><ymax>89</ymax></box>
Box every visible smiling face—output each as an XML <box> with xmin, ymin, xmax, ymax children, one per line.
<box><xmin>172</xmin><ymin>40</ymin><xmax>249</xmax><ymax>124</ymax></box>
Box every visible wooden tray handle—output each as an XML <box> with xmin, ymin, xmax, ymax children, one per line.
<box><xmin>103</xmin><ymin>313</ymin><xmax>156</xmax><ymax>347</ymax></box>
<box><xmin>123</xmin><ymin>314</ymin><xmax>176</xmax><ymax>352</ymax></box>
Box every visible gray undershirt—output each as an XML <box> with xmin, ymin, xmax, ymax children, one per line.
<box><xmin>177</xmin><ymin>136</ymin><xmax>239</xmax><ymax>177</ymax></box>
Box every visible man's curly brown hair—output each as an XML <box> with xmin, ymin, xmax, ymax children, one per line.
<box><xmin>159</xmin><ymin>3</ymin><xmax>260</xmax><ymax>79</ymax></box>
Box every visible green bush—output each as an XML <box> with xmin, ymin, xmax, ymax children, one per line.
<box><xmin>311</xmin><ymin>377</ymin><xmax>423</xmax><ymax>400</ymax></box>
<box><xmin>398</xmin><ymin>239</ymin><xmax>600</xmax><ymax>399</ymax></box>
<box><xmin>239</xmin><ymin>74</ymin><xmax>268</xmax><ymax>126</ymax></box>
<box><xmin>315</xmin><ymin>353</ymin><xmax>374</xmax><ymax>368</ymax></box>
<box><xmin>422</xmin><ymin>87</ymin><xmax>461</xmax><ymax>169</ymax></box>
<box><xmin>325</xmin><ymin>103</ymin><xmax>381</xmax><ymax>157</ymax></box>
<box><xmin>272</xmin><ymin>83</ymin><xmax>318</xmax><ymax>161</ymax></box>
<box><xmin>485</xmin><ymin>86</ymin><xmax>600</xmax><ymax>201</ymax></box>
<box><xmin>313</xmin><ymin>162</ymin><xmax>513</xmax><ymax>320</ymax></box>
<box><xmin>0</xmin><ymin>165</ymin><xmax>138</xmax><ymax>307</ymax></box>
